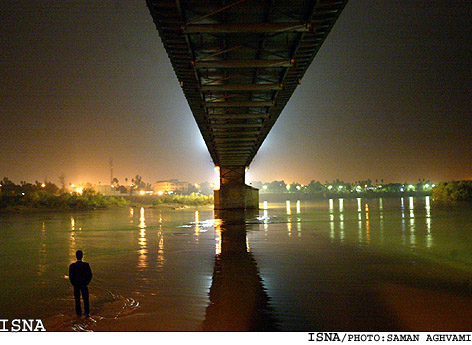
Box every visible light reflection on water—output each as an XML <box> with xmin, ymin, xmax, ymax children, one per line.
<box><xmin>157</xmin><ymin>211</ymin><xmax>165</xmax><ymax>269</ymax></box>
<box><xmin>256</xmin><ymin>198</ymin><xmax>472</xmax><ymax>331</ymax></box>
<box><xmin>38</xmin><ymin>221</ymin><xmax>47</xmax><ymax>277</ymax></box>
<box><xmin>138</xmin><ymin>208</ymin><xmax>147</xmax><ymax>270</ymax></box>
<box><xmin>286</xmin><ymin>200</ymin><xmax>292</xmax><ymax>236</ymax></box>
<box><xmin>253</xmin><ymin>197</ymin><xmax>469</xmax><ymax>258</ymax></box>
<box><xmin>69</xmin><ymin>217</ymin><xmax>76</xmax><ymax>260</ymax></box>
<box><xmin>215</xmin><ymin>219</ymin><xmax>222</xmax><ymax>256</ymax></box>
<box><xmin>262</xmin><ymin>203</ymin><xmax>269</xmax><ymax>232</ymax></box>
<box><xmin>194</xmin><ymin>211</ymin><xmax>200</xmax><ymax>236</ymax></box>
<box><xmin>2</xmin><ymin>197</ymin><xmax>472</xmax><ymax>331</ymax></box>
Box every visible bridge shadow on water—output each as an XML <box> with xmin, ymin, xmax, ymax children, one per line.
<box><xmin>202</xmin><ymin>209</ymin><xmax>279</xmax><ymax>331</ymax></box>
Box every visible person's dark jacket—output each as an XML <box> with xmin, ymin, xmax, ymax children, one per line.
<box><xmin>69</xmin><ymin>261</ymin><xmax>92</xmax><ymax>287</ymax></box>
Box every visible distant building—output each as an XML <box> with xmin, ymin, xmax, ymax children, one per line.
<box><xmin>154</xmin><ymin>179</ymin><xmax>190</xmax><ymax>194</ymax></box>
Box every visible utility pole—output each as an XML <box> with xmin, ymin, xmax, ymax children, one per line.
<box><xmin>109</xmin><ymin>158</ymin><xmax>113</xmax><ymax>185</ymax></box>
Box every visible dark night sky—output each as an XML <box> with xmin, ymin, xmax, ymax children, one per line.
<box><xmin>1</xmin><ymin>1</ymin><xmax>471</xmax><ymax>186</ymax></box>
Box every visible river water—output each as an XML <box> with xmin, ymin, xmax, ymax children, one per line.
<box><xmin>1</xmin><ymin>197</ymin><xmax>472</xmax><ymax>331</ymax></box>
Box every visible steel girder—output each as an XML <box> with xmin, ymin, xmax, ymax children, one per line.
<box><xmin>147</xmin><ymin>0</ymin><xmax>348</xmax><ymax>168</ymax></box>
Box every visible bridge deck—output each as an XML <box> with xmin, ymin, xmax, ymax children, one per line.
<box><xmin>147</xmin><ymin>0</ymin><xmax>348</xmax><ymax>168</ymax></box>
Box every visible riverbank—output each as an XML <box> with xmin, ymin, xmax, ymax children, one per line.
<box><xmin>0</xmin><ymin>191</ymin><xmax>214</xmax><ymax>213</ymax></box>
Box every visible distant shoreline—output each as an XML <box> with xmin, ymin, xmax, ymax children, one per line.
<box><xmin>0</xmin><ymin>190</ymin><xmax>213</xmax><ymax>214</ymax></box>
<box><xmin>259</xmin><ymin>191</ymin><xmax>432</xmax><ymax>202</ymax></box>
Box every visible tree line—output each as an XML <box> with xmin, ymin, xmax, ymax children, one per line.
<box><xmin>0</xmin><ymin>177</ymin><xmax>213</xmax><ymax>210</ymax></box>
<box><xmin>251</xmin><ymin>178</ymin><xmax>434</xmax><ymax>197</ymax></box>
<box><xmin>0</xmin><ymin>179</ymin><xmax>128</xmax><ymax>211</ymax></box>
<box><xmin>432</xmin><ymin>181</ymin><xmax>472</xmax><ymax>202</ymax></box>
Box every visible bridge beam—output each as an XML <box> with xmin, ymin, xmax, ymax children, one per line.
<box><xmin>205</xmin><ymin>101</ymin><xmax>274</xmax><ymax>107</ymax></box>
<box><xmin>200</xmin><ymin>84</ymin><xmax>282</xmax><ymax>91</ymax></box>
<box><xmin>208</xmin><ymin>113</ymin><xmax>269</xmax><ymax>119</ymax></box>
<box><xmin>194</xmin><ymin>59</ymin><xmax>293</xmax><ymax>68</ymax></box>
<box><xmin>214</xmin><ymin>166</ymin><xmax>259</xmax><ymax>210</ymax></box>
<box><xmin>183</xmin><ymin>22</ymin><xmax>311</xmax><ymax>34</ymax></box>
<box><xmin>212</xmin><ymin>124</ymin><xmax>262</xmax><ymax>129</ymax></box>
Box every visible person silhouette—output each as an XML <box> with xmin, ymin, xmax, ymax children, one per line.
<box><xmin>69</xmin><ymin>250</ymin><xmax>92</xmax><ymax>317</ymax></box>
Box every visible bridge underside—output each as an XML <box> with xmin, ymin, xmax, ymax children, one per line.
<box><xmin>147</xmin><ymin>0</ymin><xmax>347</xmax><ymax>209</ymax></box>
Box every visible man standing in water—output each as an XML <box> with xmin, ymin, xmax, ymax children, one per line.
<box><xmin>69</xmin><ymin>250</ymin><xmax>92</xmax><ymax>317</ymax></box>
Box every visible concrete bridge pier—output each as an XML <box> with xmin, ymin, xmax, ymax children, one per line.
<box><xmin>214</xmin><ymin>166</ymin><xmax>259</xmax><ymax>210</ymax></box>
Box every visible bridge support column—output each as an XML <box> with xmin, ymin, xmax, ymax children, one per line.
<box><xmin>214</xmin><ymin>166</ymin><xmax>259</xmax><ymax>210</ymax></box>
